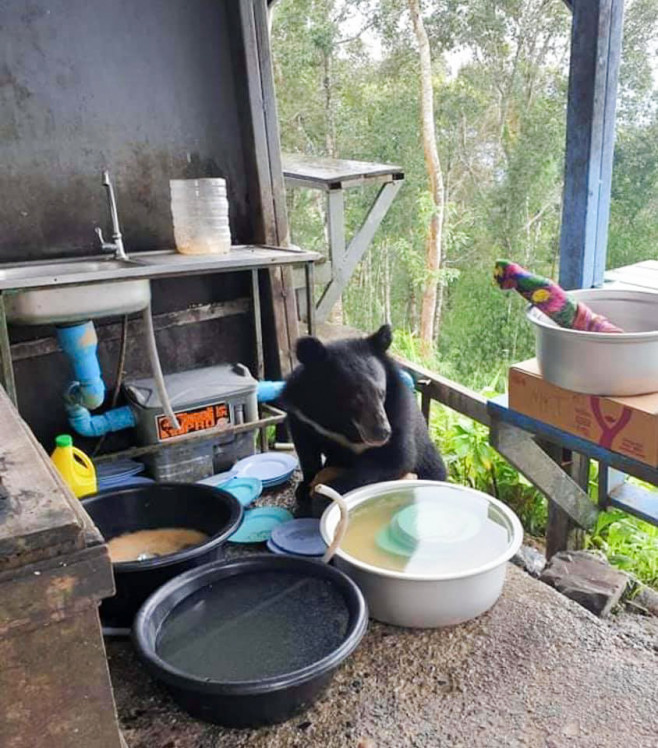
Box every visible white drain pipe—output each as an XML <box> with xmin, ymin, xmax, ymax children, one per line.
<box><xmin>142</xmin><ymin>303</ymin><xmax>180</xmax><ymax>431</ymax></box>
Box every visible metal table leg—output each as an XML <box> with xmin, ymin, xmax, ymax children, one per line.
<box><xmin>305</xmin><ymin>262</ymin><xmax>316</xmax><ymax>336</ymax></box>
<box><xmin>0</xmin><ymin>292</ymin><xmax>17</xmax><ymax>405</ymax></box>
<box><xmin>251</xmin><ymin>270</ymin><xmax>268</xmax><ymax>452</ymax></box>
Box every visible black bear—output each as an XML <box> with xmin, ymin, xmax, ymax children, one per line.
<box><xmin>281</xmin><ymin>324</ymin><xmax>447</xmax><ymax>512</ymax></box>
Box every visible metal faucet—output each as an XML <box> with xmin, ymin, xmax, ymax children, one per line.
<box><xmin>95</xmin><ymin>171</ymin><xmax>128</xmax><ymax>261</ymax></box>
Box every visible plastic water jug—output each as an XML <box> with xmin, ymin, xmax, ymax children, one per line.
<box><xmin>51</xmin><ymin>434</ymin><xmax>97</xmax><ymax>498</ymax></box>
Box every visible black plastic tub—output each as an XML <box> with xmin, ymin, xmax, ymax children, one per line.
<box><xmin>132</xmin><ymin>555</ymin><xmax>368</xmax><ymax>727</ymax></box>
<box><xmin>82</xmin><ymin>483</ymin><xmax>243</xmax><ymax>630</ymax></box>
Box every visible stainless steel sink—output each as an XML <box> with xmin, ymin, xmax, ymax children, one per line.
<box><xmin>0</xmin><ymin>246</ymin><xmax>320</xmax><ymax>326</ymax></box>
<box><xmin>0</xmin><ymin>259</ymin><xmax>131</xmax><ymax>284</ymax></box>
<box><xmin>2</xmin><ymin>258</ymin><xmax>151</xmax><ymax>326</ymax></box>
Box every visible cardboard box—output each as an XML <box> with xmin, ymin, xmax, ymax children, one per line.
<box><xmin>508</xmin><ymin>359</ymin><xmax>658</xmax><ymax>467</ymax></box>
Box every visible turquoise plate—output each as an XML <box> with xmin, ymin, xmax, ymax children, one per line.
<box><xmin>220</xmin><ymin>477</ymin><xmax>263</xmax><ymax>507</ymax></box>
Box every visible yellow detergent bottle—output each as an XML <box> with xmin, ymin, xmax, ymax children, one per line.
<box><xmin>51</xmin><ymin>434</ymin><xmax>97</xmax><ymax>498</ymax></box>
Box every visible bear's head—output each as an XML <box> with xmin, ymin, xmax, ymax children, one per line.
<box><xmin>284</xmin><ymin>325</ymin><xmax>394</xmax><ymax>451</ymax></box>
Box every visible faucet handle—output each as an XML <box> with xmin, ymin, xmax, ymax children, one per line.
<box><xmin>95</xmin><ymin>226</ymin><xmax>114</xmax><ymax>252</ymax></box>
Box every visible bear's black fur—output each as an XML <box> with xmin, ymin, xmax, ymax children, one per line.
<box><xmin>281</xmin><ymin>325</ymin><xmax>447</xmax><ymax>512</ymax></box>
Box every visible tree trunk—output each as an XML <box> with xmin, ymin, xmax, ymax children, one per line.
<box><xmin>408</xmin><ymin>0</ymin><xmax>445</xmax><ymax>355</ymax></box>
<box><xmin>383</xmin><ymin>242</ymin><xmax>392</xmax><ymax>324</ymax></box>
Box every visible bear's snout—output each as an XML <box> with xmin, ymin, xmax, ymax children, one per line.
<box><xmin>354</xmin><ymin>413</ymin><xmax>392</xmax><ymax>447</ymax></box>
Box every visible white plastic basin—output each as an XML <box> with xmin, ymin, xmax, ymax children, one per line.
<box><xmin>320</xmin><ymin>481</ymin><xmax>523</xmax><ymax>628</ymax></box>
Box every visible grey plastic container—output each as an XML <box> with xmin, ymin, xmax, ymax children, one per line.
<box><xmin>124</xmin><ymin>364</ymin><xmax>258</xmax><ymax>482</ymax></box>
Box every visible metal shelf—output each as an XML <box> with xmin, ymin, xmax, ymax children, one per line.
<box><xmin>94</xmin><ymin>404</ymin><xmax>287</xmax><ymax>463</ymax></box>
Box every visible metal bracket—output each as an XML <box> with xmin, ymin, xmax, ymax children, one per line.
<box><xmin>315</xmin><ymin>179</ymin><xmax>402</xmax><ymax>322</ymax></box>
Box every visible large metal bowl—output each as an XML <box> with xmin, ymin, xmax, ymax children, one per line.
<box><xmin>320</xmin><ymin>481</ymin><xmax>523</xmax><ymax>628</ymax></box>
<box><xmin>527</xmin><ymin>288</ymin><xmax>658</xmax><ymax>396</ymax></box>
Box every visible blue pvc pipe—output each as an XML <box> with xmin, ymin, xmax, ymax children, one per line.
<box><xmin>257</xmin><ymin>381</ymin><xmax>286</xmax><ymax>403</ymax></box>
<box><xmin>257</xmin><ymin>370</ymin><xmax>416</xmax><ymax>404</ymax></box>
<box><xmin>65</xmin><ymin>402</ymin><xmax>135</xmax><ymax>438</ymax></box>
<box><xmin>56</xmin><ymin>322</ymin><xmax>106</xmax><ymax>410</ymax></box>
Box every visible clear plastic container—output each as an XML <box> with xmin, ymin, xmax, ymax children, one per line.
<box><xmin>170</xmin><ymin>178</ymin><xmax>232</xmax><ymax>255</ymax></box>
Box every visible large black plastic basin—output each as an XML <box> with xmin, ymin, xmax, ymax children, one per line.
<box><xmin>132</xmin><ymin>555</ymin><xmax>368</xmax><ymax>727</ymax></box>
<box><xmin>82</xmin><ymin>483</ymin><xmax>243</xmax><ymax>629</ymax></box>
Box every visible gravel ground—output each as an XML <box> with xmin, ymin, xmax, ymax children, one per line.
<box><xmin>107</xmin><ymin>477</ymin><xmax>658</xmax><ymax>748</ymax></box>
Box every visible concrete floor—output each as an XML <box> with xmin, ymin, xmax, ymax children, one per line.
<box><xmin>107</xmin><ymin>481</ymin><xmax>658</xmax><ymax>748</ymax></box>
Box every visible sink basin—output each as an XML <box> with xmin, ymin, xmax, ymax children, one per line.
<box><xmin>0</xmin><ymin>259</ymin><xmax>133</xmax><ymax>284</ymax></box>
<box><xmin>2</xmin><ymin>259</ymin><xmax>151</xmax><ymax>326</ymax></box>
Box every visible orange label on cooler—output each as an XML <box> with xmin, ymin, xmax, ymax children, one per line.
<box><xmin>155</xmin><ymin>402</ymin><xmax>231</xmax><ymax>441</ymax></box>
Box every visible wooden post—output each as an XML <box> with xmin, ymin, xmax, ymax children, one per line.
<box><xmin>558</xmin><ymin>0</ymin><xmax>625</xmax><ymax>290</ymax></box>
<box><xmin>545</xmin><ymin>448</ymin><xmax>589</xmax><ymax>558</ymax></box>
<box><xmin>233</xmin><ymin>0</ymin><xmax>299</xmax><ymax>376</ymax></box>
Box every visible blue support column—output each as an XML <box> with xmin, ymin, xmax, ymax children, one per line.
<box><xmin>559</xmin><ymin>0</ymin><xmax>625</xmax><ymax>290</ymax></box>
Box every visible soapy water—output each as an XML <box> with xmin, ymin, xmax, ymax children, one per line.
<box><xmin>156</xmin><ymin>571</ymin><xmax>350</xmax><ymax>681</ymax></box>
<box><xmin>106</xmin><ymin>528</ymin><xmax>209</xmax><ymax>563</ymax></box>
<box><xmin>340</xmin><ymin>487</ymin><xmax>511</xmax><ymax>575</ymax></box>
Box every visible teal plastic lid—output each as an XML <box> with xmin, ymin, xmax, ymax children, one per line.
<box><xmin>228</xmin><ymin>507</ymin><xmax>294</xmax><ymax>544</ymax></box>
<box><xmin>376</xmin><ymin>502</ymin><xmax>482</xmax><ymax>558</ymax></box>
<box><xmin>55</xmin><ymin>434</ymin><xmax>73</xmax><ymax>448</ymax></box>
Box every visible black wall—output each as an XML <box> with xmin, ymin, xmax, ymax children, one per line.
<box><xmin>0</xmin><ymin>0</ymin><xmax>265</xmax><ymax>448</ymax></box>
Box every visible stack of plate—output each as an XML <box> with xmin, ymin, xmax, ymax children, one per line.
<box><xmin>235</xmin><ymin>453</ymin><xmax>298</xmax><ymax>488</ymax></box>
<box><xmin>200</xmin><ymin>453</ymin><xmax>298</xmax><ymax>491</ymax></box>
<box><xmin>96</xmin><ymin>459</ymin><xmax>154</xmax><ymax>492</ymax></box>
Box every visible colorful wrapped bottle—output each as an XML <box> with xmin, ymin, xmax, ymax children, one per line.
<box><xmin>493</xmin><ymin>260</ymin><xmax>623</xmax><ymax>333</ymax></box>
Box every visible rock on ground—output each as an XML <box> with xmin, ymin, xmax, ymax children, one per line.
<box><xmin>633</xmin><ymin>585</ymin><xmax>658</xmax><ymax>617</ymax></box>
<box><xmin>512</xmin><ymin>544</ymin><xmax>546</xmax><ymax>578</ymax></box>
<box><xmin>540</xmin><ymin>550</ymin><xmax>629</xmax><ymax>617</ymax></box>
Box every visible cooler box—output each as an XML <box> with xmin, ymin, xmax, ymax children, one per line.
<box><xmin>124</xmin><ymin>364</ymin><xmax>258</xmax><ymax>482</ymax></box>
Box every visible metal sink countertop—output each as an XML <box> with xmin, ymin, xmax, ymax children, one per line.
<box><xmin>0</xmin><ymin>246</ymin><xmax>320</xmax><ymax>292</ymax></box>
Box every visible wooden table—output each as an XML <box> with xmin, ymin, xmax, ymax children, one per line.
<box><xmin>282</xmin><ymin>154</ymin><xmax>404</xmax><ymax>322</ymax></box>
<box><xmin>0</xmin><ymin>385</ymin><xmax>122</xmax><ymax>748</ymax></box>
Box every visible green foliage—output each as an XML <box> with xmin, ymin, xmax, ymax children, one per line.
<box><xmin>587</xmin><ymin>507</ymin><xmax>658</xmax><ymax>588</ymax></box>
<box><xmin>272</xmin><ymin>0</ymin><xmax>658</xmax><ymax>587</ymax></box>
<box><xmin>428</xmin><ymin>402</ymin><xmax>548</xmax><ymax>536</ymax></box>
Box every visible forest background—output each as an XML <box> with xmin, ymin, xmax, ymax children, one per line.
<box><xmin>270</xmin><ymin>0</ymin><xmax>658</xmax><ymax>586</ymax></box>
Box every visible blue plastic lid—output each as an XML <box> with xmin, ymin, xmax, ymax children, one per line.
<box><xmin>270</xmin><ymin>518</ymin><xmax>327</xmax><ymax>557</ymax></box>
<box><xmin>257</xmin><ymin>381</ymin><xmax>285</xmax><ymax>403</ymax></box>
<box><xmin>228</xmin><ymin>507</ymin><xmax>294</xmax><ymax>544</ymax></box>
<box><xmin>266</xmin><ymin>537</ymin><xmax>288</xmax><ymax>555</ymax></box>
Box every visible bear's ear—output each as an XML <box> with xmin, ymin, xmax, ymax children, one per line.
<box><xmin>296</xmin><ymin>336</ymin><xmax>327</xmax><ymax>365</ymax></box>
<box><xmin>368</xmin><ymin>324</ymin><xmax>392</xmax><ymax>354</ymax></box>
